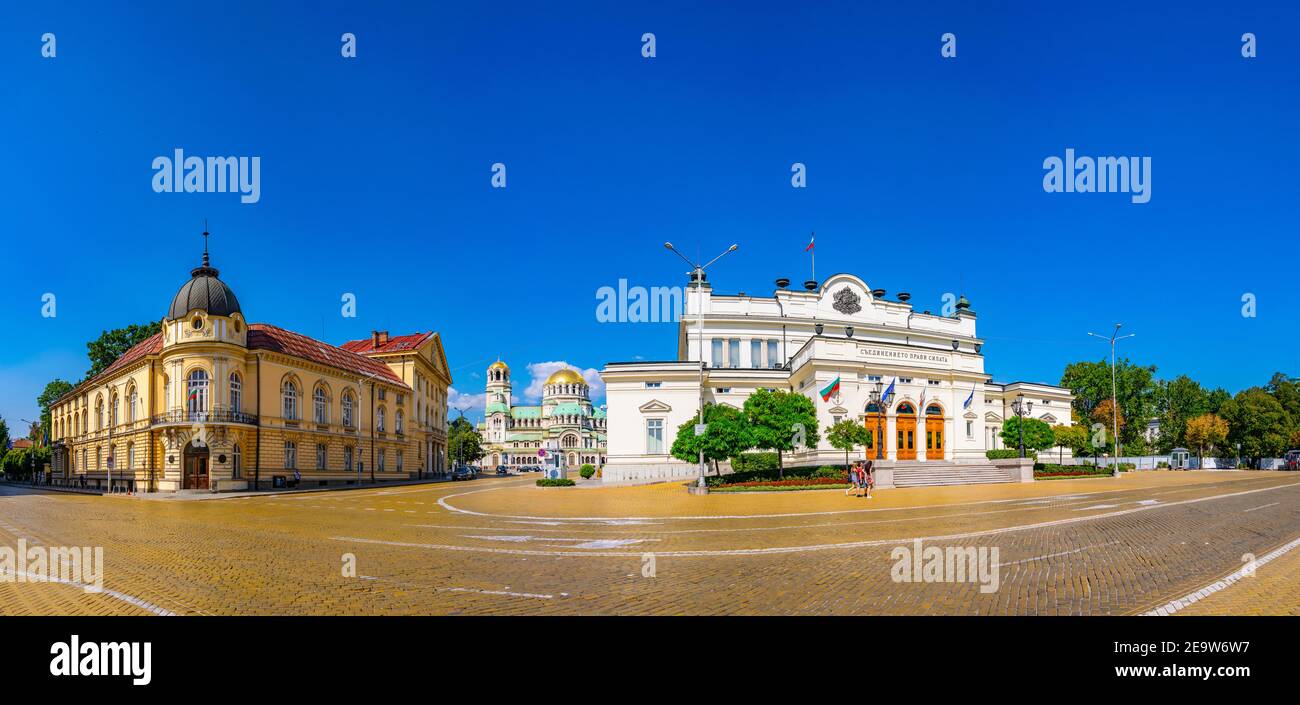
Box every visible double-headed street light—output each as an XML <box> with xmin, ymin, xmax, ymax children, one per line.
<box><xmin>1011</xmin><ymin>393</ymin><xmax>1033</xmax><ymax>459</ymax></box>
<box><xmin>868</xmin><ymin>381</ymin><xmax>885</xmax><ymax>460</ymax></box>
<box><xmin>664</xmin><ymin>241</ymin><xmax>739</xmax><ymax>488</ymax></box>
<box><xmin>1088</xmin><ymin>324</ymin><xmax>1135</xmax><ymax>471</ymax></box>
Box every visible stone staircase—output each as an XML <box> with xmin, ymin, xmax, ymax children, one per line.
<box><xmin>891</xmin><ymin>462</ymin><xmax>1013</xmax><ymax>488</ymax></box>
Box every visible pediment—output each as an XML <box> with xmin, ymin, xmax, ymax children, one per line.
<box><xmin>984</xmin><ymin>411</ymin><xmax>1003</xmax><ymax>422</ymax></box>
<box><xmin>638</xmin><ymin>399</ymin><xmax>672</xmax><ymax>413</ymax></box>
<box><xmin>1040</xmin><ymin>414</ymin><xmax>1059</xmax><ymax>424</ymax></box>
<box><xmin>963</xmin><ymin>411</ymin><xmax>978</xmax><ymax>420</ymax></box>
<box><xmin>828</xmin><ymin>405</ymin><xmax>848</xmax><ymax>414</ymax></box>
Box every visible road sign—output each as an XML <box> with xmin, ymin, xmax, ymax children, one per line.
<box><xmin>694</xmin><ymin>424</ymin><xmax>707</xmax><ymax>437</ymax></box>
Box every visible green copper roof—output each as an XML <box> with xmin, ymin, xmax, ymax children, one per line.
<box><xmin>593</xmin><ymin>408</ymin><xmax>607</xmax><ymax>419</ymax></box>
<box><xmin>511</xmin><ymin>406</ymin><xmax>542</xmax><ymax>419</ymax></box>
<box><xmin>507</xmin><ymin>432</ymin><xmax>543</xmax><ymax>442</ymax></box>
<box><xmin>550</xmin><ymin>402</ymin><xmax>589</xmax><ymax>416</ymax></box>
<box><xmin>486</xmin><ymin>402</ymin><xmax>510</xmax><ymax>415</ymax></box>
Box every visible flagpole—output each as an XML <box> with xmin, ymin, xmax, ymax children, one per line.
<box><xmin>810</xmin><ymin>231</ymin><xmax>815</xmax><ymax>282</ymax></box>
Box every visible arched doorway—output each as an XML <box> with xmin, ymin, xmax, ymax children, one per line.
<box><xmin>925</xmin><ymin>403</ymin><xmax>945</xmax><ymax>459</ymax></box>
<box><xmin>895</xmin><ymin>402</ymin><xmax>917</xmax><ymax>460</ymax></box>
<box><xmin>862</xmin><ymin>402</ymin><xmax>885</xmax><ymax>459</ymax></box>
<box><xmin>183</xmin><ymin>442</ymin><xmax>209</xmax><ymax>490</ymax></box>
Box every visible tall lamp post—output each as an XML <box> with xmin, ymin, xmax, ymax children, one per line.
<box><xmin>1088</xmin><ymin>324</ymin><xmax>1135</xmax><ymax>471</ymax></box>
<box><xmin>1011</xmin><ymin>393</ymin><xmax>1032</xmax><ymax>459</ymax></box>
<box><xmin>664</xmin><ymin>241</ymin><xmax>739</xmax><ymax>488</ymax></box>
<box><xmin>869</xmin><ymin>381</ymin><xmax>884</xmax><ymax>460</ymax></box>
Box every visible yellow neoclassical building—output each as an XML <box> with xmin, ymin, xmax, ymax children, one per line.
<box><xmin>48</xmin><ymin>237</ymin><xmax>453</xmax><ymax>492</ymax></box>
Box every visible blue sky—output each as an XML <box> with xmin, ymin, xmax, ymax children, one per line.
<box><xmin>2</xmin><ymin>1</ymin><xmax>1297</xmax><ymax>428</ymax></box>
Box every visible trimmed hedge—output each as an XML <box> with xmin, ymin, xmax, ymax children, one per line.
<box><xmin>987</xmin><ymin>449</ymin><xmax>1037</xmax><ymax>460</ymax></box>
<box><xmin>706</xmin><ymin>464</ymin><xmax>845</xmax><ymax>487</ymax></box>
<box><xmin>579</xmin><ymin>464</ymin><xmax>596</xmax><ymax>479</ymax></box>
<box><xmin>536</xmin><ymin>478</ymin><xmax>576</xmax><ymax>487</ymax></box>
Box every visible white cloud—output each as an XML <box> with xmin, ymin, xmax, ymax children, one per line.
<box><xmin>521</xmin><ymin>361</ymin><xmax>605</xmax><ymax>403</ymax></box>
<box><xmin>446</xmin><ymin>387</ymin><xmax>486</xmax><ymax>420</ymax></box>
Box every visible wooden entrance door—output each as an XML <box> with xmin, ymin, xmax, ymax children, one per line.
<box><xmin>184</xmin><ymin>444</ymin><xmax>209</xmax><ymax>490</ymax></box>
<box><xmin>924</xmin><ymin>404</ymin><xmax>945</xmax><ymax>459</ymax></box>
<box><xmin>895</xmin><ymin>403</ymin><xmax>917</xmax><ymax>460</ymax></box>
<box><xmin>863</xmin><ymin>412</ymin><xmax>885</xmax><ymax>459</ymax></box>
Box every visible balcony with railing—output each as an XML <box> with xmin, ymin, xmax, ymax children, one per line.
<box><xmin>151</xmin><ymin>409</ymin><xmax>259</xmax><ymax>426</ymax></box>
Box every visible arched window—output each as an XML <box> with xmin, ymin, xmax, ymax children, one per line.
<box><xmin>282</xmin><ymin>380</ymin><xmax>299</xmax><ymax>420</ymax></box>
<box><xmin>127</xmin><ymin>386</ymin><xmax>138</xmax><ymax>423</ymax></box>
<box><xmin>896</xmin><ymin>402</ymin><xmax>916</xmax><ymax>415</ymax></box>
<box><xmin>95</xmin><ymin>397</ymin><xmax>104</xmax><ymax>430</ymax></box>
<box><xmin>232</xmin><ymin>444</ymin><xmax>242</xmax><ymax>478</ymax></box>
<box><xmin>110</xmin><ymin>394</ymin><xmax>119</xmax><ymax>427</ymax></box>
<box><xmin>188</xmin><ymin>369</ymin><xmax>210</xmax><ymax>414</ymax></box>
<box><xmin>314</xmin><ymin>386</ymin><xmax>329</xmax><ymax>424</ymax></box>
<box><xmin>377</xmin><ymin>407</ymin><xmax>386</xmax><ymax>432</ymax></box>
<box><xmin>342</xmin><ymin>391</ymin><xmax>354</xmax><ymax>428</ymax></box>
<box><xmin>396</xmin><ymin>450</ymin><xmax>404</xmax><ymax>472</ymax></box>
<box><xmin>126</xmin><ymin>442</ymin><xmax>134</xmax><ymax>469</ymax></box>
<box><xmin>395</xmin><ymin>411</ymin><xmax>404</xmax><ymax>435</ymax></box>
<box><xmin>316</xmin><ymin>443</ymin><xmax>327</xmax><ymax>469</ymax></box>
<box><xmin>284</xmin><ymin>441</ymin><xmax>297</xmax><ymax>469</ymax></box>
<box><xmin>344</xmin><ymin>446</ymin><xmax>353</xmax><ymax>471</ymax></box>
<box><xmin>926</xmin><ymin>404</ymin><xmax>944</xmax><ymax>416</ymax></box>
<box><xmin>229</xmin><ymin>373</ymin><xmax>242</xmax><ymax>413</ymax></box>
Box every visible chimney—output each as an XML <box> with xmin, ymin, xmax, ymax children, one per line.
<box><xmin>372</xmin><ymin>330</ymin><xmax>389</xmax><ymax>347</ymax></box>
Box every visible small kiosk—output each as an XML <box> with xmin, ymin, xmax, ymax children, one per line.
<box><xmin>540</xmin><ymin>446</ymin><xmax>566</xmax><ymax>481</ymax></box>
<box><xmin>1170</xmin><ymin>448</ymin><xmax>1192</xmax><ymax>470</ymax></box>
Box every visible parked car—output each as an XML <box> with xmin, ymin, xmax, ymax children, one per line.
<box><xmin>451</xmin><ymin>465</ymin><xmax>477</xmax><ymax>481</ymax></box>
<box><xmin>495</xmin><ymin>465</ymin><xmax>508</xmax><ymax>475</ymax></box>
<box><xmin>1284</xmin><ymin>450</ymin><xmax>1300</xmax><ymax>471</ymax></box>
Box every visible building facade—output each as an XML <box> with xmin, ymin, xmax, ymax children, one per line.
<box><xmin>476</xmin><ymin>362</ymin><xmax>607</xmax><ymax>470</ymax></box>
<box><xmin>600</xmin><ymin>272</ymin><xmax>1075</xmax><ymax>483</ymax></box>
<box><xmin>48</xmin><ymin>239</ymin><xmax>452</xmax><ymax>492</ymax></box>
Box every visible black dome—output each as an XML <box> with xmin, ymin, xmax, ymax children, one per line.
<box><xmin>167</xmin><ymin>250</ymin><xmax>241</xmax><ymax>321</ymax></box>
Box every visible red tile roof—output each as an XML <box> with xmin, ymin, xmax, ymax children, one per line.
<box><xmin>57</xmin><ymin>324</ymin><xmax>408</xmax><ymax>404</ymax></box>
<box><xmin>11</xmin><ymin>439</ymin><xmax>34</xmax><ymax>449</ymax></box>
<box><xmin>340</xmin><ymin>331</ymin><xmax>434</xmax><ymax>355</ymax></box>
<box><xmin>248</xmin><ymin>324</ymin><xmax>408</xmax><ymax>387</ymax></box>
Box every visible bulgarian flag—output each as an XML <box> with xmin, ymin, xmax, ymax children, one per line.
<box><xmin>819</xmin><ymin>376</ymin><xmax>841</xmax><ymax>402</ymax></box>
<box><xmin>805</xmin><ymin>233</ymin><xmax>815</xmax><ymax>251</ymax></box>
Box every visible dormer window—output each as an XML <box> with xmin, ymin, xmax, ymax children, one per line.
<box><xmin>191</xmin><ymin>315</ymin><xmax>204</xmax><ymax>330</ymax></box>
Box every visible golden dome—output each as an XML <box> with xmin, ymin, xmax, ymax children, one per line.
<box><xmin>545</xmin><ymin>368</ymin><xmax>587</xmax><ymax>386</ymax></box>
<box><xmin>488</xmin><ymin>360</ymin><xmax>509</xmax><ymax>371</ymax></box>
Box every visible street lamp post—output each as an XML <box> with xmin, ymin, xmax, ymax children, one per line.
<box><xmin>664</xmin><ymin>241</ymin><xmax>739</xmax><ymax>488</ymax></box>
<box><xmin>1088</xmin><ymin>324</ymin><xmax>1135</xmax><ymax>471</ymax></box>
<box><xmin>1011</xmin><ymin>393</ymin><xmax>1032</xmax><ymax>459</ymax></box>
<box><xmin>869</xmin><ymin>381</ymin><xmax>884</xmax><ymax>460</ymax></box>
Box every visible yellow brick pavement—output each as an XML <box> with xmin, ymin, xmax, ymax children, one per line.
<box><xmin>0</xmin><ymin>471</ymin><xmax>1295</xmax><ymax>615</ymax></box>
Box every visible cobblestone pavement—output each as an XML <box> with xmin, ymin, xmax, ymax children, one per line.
<box><xmin>1</xmin><ymin>471</ymin><xmax>1296</xmax><ymax>615</ymax></box>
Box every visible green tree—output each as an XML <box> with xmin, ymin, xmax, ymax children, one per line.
<box><xmin>1220</xmin><ymin>388</ymin><xmax>1292</xmax><ymax>467</ymax></box>
<box><xmin>670</xmin><ymin>403</ymin><xmax>750</xmax><ymax>475</ymax></box>
<box><xmin>0</xmin><ymin>416</ymin><xmax>10</xmax><ymax>458</ymax></box>
<box><xmin>742</xmin><ymin>389</ymin><xmax>820</xmax><ymax>479</ymax></box>
<box><xmin>1265</xmin><ymin>372</ymin><xmax>1300</xmax><ymax>425</ymax></box>
<box><xmin>1185</xmin><ymin>413</ymin><xmax>1229</xmax><ymax>468</ymax></box>
<box><xmin>36</xmin><ymin>378</ymin><xmax>75</xmax><ymax>442</ymax></box>
<box><xmin>1052</xmin><ymin>424</ymin><xmax>1090</xmax><ymax>464</ymax></box>
<box><xmin>1000</xmin><ymin>416</ymin><xmax>1055</xmax><ymax>456</ymax></box>
<box><xmin>447</xmin><ymin>416</ymin><xmax>486</xmax><ymax>466</ymax></box>
<box><xmin>827</xmin><ymin>420</ymin><xmax>871</xmax><ymax>471</ymax></box>
<box><xmin>1060</xmin><ymin>357</ymin><xmax>1157</xmax><ymax>448</ymax></box>
<box><xmin>85</xmin><ymin>322</ymin><xmax>162</xmax><ymax>379</ymax></box>
<box><xmin>1155</xmin><ymin>375</ymin><xmax>1208</xmax><ymax>452</ymax></box>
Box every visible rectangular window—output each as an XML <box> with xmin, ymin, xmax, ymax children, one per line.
<box><xmin>378</xmin><ymin>449</ymin><xmax>386</xmax><ymax>472</ymax></box>
<box><xmin>646</xmin><ymin>419</ymin><xmax>664</xmax><ymax>454</ymax></box>
<box><xmin>645</xmin><ymin>381</ymin><xmax>662</xmax><ymax>389</ymax></box>
<box><xmin>868</xmin><ymin>375</ymin><xmax>882</xmax><ymax>382</ymax></box>
<box><xmin>396</xmin><ymin>451</ymin><xmax>404</xmax><ymax>472</ymax></box>
<box><xmin>728</xmin><ymin>339</ymin><xmax>740</xmax><ymax>368</ymax></box>
<box><xmin>714</xmin><ymin>388</ymin><xmax>731</xmax><ymax>394</ymax></box>
<box><xmin>711</xmin><ymin>339</ymin><xmax>723</xmax><ymax>368</ymax></box>
<box><xmin>284</xmin><ymin>442</ymin><xmax>297</xmax><ymax>469</ymax></box>
<box><xmin>928</xmin><ymin>380</ymin><xmax>941</xmax><ymax>386</ymax></box>
<box><xmin>316</xmin><ymin>443</ymin><xmax>327</xmax><ymax>470</ymax></box>
<box><xmin>751</xmin><ymin>339</ymin><xmax>762</xmax><ymax>368</ymax></box>
<box><xmin>899</xmin><ymin>378</ymin><xmax>912</xmax><ymax>384</ymax></box>
<box><xmin>396</xmin><ymin>394</ymin><xmax>404</xmax><ymax>406</ymax></box>
<box><xmin>767</xmin><ymin>339</ymin><xmax>779</xmax><ymax>369</ymax></box>
<box><xmin>378</xmin><ymin>389</ymin><xmax>386</xmax><ymax>401</ymax></box>
<box><xmin>966</xmin><ymin>420</ymin><xmax>973</xmax><ymax>438</ymax></box>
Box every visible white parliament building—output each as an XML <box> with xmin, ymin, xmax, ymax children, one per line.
<box><xmin>600</xmin><ymin>272</ymin><xmax>1075</xmax><ymax>484</ymax></box>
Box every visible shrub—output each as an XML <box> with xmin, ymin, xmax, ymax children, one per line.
<box><xmin>536</xmin><ymin>478</ymin><xmax>576</xmax><ymax>487</ymax></box>
<box><xmin>579</xmin><ymin>464</ymin><xmax>596</xmax><ymax>479</ymax></box>
<box><xmin>730</xmin><ymin>452</ymin><xmax>780</xmax><ymax>473</ymax></box>
<box><xmin>1118</xmin><ymin>462</ymin><xmax>1135</xmax><ymax>472</ymax></box>
<box><xmin>987</xmin><ymin>449</ymin><xmax>1036</xmax><ymax>460</ymax></box>
<box><xmin>1156</xmin><ymin>461</ymin><xmax>1170</xmax><ymax>469</ymax></box>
